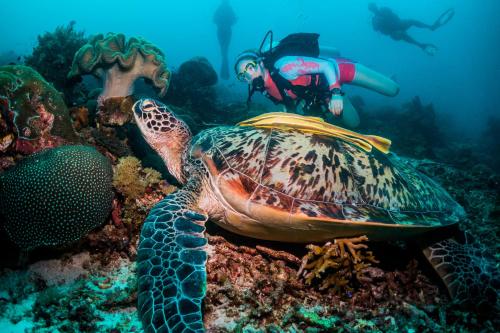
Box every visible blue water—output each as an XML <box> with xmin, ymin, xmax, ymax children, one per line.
<box><xmin>1</xmin><ymin>0</ymin><xmax>499</xmax><ymax>138</ymax></box>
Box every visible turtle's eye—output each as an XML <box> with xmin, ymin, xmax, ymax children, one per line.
<box><xmin>142</xmin><ymin>101</ymin><xmax>156</xmax><ymax>112</ymax></box>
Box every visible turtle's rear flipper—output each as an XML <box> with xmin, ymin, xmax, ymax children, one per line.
<box><xmin>422</xmin><ymin>238</ymin><xmax>499</xmax><ymax>308</ymax></box>
<box><xmin>137</xmin><ymin>184</ymin><xmax>207</xmax><ymax>332</ymax></box>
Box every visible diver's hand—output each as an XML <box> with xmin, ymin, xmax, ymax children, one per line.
<box><xmin>329</xmin><ymin>92</ymin><xmax>344</xmax><ymax>117</ymax></box>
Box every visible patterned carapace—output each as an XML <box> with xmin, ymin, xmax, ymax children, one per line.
<box><xmin>191</xmin><ymin>126</ymin><xmax>463</xmax><ymax>227</ymax></box>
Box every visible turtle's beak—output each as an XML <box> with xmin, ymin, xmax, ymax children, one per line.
<box><xmin>132</xmin><ymin>100</ymin><xmax>144</xmax><ymax>119</ymax></box>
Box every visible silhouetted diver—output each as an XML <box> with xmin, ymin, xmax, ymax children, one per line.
<box><xmin>369</xmin><ymin>3</ymin><xmax>454</xmax><ymax>55</ymax></box>
<box><xmin>213</xmin><ymin>0</ymin><xmax>237</xmax><ymax>80</ymax></box>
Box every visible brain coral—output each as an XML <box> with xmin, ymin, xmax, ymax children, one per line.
<box><xmin>0</xmin><ymin>145</ymin><xmax>113</xmax><ymax>249</ymax></box>
<box><xmin>68</xmin><ymin>33</ymin><xmax>170</xmax><ymax>100</ymax></box>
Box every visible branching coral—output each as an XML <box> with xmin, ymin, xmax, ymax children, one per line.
<box><xmin>113</xmin><ymin>156</ymin><xmax>161</xmax><ymax>198</ymax></box>
<box><xmin>298</xmin><ymin>236</ymin><xmax>379</xmax><ymax>294</ymax></box>
<box><xmin>68</xmin><ymin>33</ymin><xmax>170</xmax><ymax>101</ymax></box>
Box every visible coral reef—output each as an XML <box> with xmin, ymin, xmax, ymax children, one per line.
<box><xmin>359</xmin><ymin>96</ymin><xmax>443</xmax><ymax>159</ymax></box>
<box><xmin>413</xmin><ymin>159</ymin><xmax>499</xmax><ymax>256</ymax></box>
<box><xmin>68</xmin><ymin>32</ymin><xmax>170</xmax><ymax>101</ymax></box>
<box><xmin>0</xmin><ymin>145</ymin><xmax>113</xmax><ymax>249</ymax></box>
<box><xmin>203</xmin><ymin>232</ymin><xmax>497</xmax><ymax>332</ymax></box>
<box><xmin>0</xmin><ymin>252</ymin><xmax>140</xmax><ymax>332</ymax></box>
<box><xmin>69</xmin><ymin>105</ymin><xmax>89</xmax><ymax>130</ymax></box>
<box><xmin>163</xmin><ymin>57</ymin><xmax>218</xmax><ymax>133</ymax></box>
<box><xmin>113</xmin><ymin>156</ymin><xmax>161</xmax><ymax>199</ymax></box>
<box><xmin>0</xmin><ymin>65</ymin><xmax>79</xmax><ymax>155</ymax></box>
<box><xmin>112</xmin><ymin>156</ymin><xmax>176</xmax><ymax>227</ymax></box>
<box><xmin>0</xmin><ymin>67</ymin><xmax>497</xmax><ymax>332</ymax></box>
<box><xmin>96</xmin><ymin>95</ymin><xmax>135</xmax><ymax>127</ymax></box>
<box><xmin>481</xmin><ymin>116</ymin><xmax>500</xmax><ymax>173</ymax></box>
<box><xmin>0</xmin><ymin>152</ymin><xmax>497</xmax><ymax>331</ymax></box>
<box><xmin>298</xmin><ymin>236</ymin><xmax>379</xmax><ymax>294</ymax></box>
<box><xmin>175</xmin><ymin>56</ymin><xmax>218</xmax><ymax>88</ymax></box>
<box><xmin>89</xmin><ymin>127</ymin><xmax>132</xmax><ymax>158</ymax></box>
<box><xmin>0</xmin><ymin>50</ymin><xmax>21</xmax><ymax>66</ymax></box>
<box><xmin>24</xmin><ymin>21</ymin><xmax>88</xmax><ymax>101</ymax></box>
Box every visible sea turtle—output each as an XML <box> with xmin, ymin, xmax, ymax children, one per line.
<box><xmin>133</xmin><ymin>98</ymin><xmax>498</xmax><ymax>332</ymax></box>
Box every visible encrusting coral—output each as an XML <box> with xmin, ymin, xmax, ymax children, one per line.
<box><xmin>68</xmin><ymin>33</ymin><xmax>170</xmax><ymax>101</ymax></box>
<box><xmin>96</xmin><ymin>95</ymin><xmax>135</xmax><ymax>126</ymax></box>
<box><xmin>0</xmin><ymin>145</ymin><xmax>113</xmax><ymax>249</ymax></box>
<box><xmin>298</xmin><ymin>236</ymin><xmax>379</xmax><ymax>294</ymax></box>
<box><xmin>0</xmin><ymin>65</ymin><xmax>79</xmax><ymax>154</ymax></box>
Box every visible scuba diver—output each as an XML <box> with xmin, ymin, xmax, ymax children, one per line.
<box><xmin>235</xmin><ymin>32</ymin><xmax>399</xmax><ymax>128</ymax></box>
<box><xmin>368</xmin><ymin>3</ymin><xmax>455</xmax><ymax>55</ymax></box>
<box><xmin>213</xmin><ymin>0</ymin><xmax>237</xmax><ymax>80</ymax></box>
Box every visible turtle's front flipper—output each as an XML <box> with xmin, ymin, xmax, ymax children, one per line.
<box><xmin>422</xmin><ymin>238</ymin><xmax>499</xmax><ymax>308</ymax></box>
<box><xmin>137</xmin><ymin>185</ymin><xmax>208</xmax><ymax>332</ymax></box>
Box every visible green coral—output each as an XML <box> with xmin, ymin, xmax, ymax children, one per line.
<box><xmin>0</xmin><ymin>65</ymin><xmax>79</xmax><ymax>154</ymax></box>
<box><xmin>298</xmin><ymin>236</ymin><xmax>379</xmax><ymax>294</ymax></box>
<box><xmin>0</xmin><ymin>145</ymin><xmax>113</xmax><ymax>249</ymax></box>
<box><xmin>68</xmin><ymin>32</ymin><xmax>170</xmax><ymax>100</ymax></box>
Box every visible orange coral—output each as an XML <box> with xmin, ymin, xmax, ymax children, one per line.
<box><xmin>298</xmin><ymin>236</ymin><xmax>379</xmax><ymax>294</ymax></box>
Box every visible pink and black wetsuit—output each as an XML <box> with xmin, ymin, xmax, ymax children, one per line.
<box><xmin>262</xmin><ymin>56</ymin><xmax>356</xmax><ymax>107</ymax></box>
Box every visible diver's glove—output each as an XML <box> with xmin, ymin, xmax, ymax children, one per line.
<box><xmin>329</xmin><ymin>88</ymin><xmax>344</xmax><ymax>116</ymax></box>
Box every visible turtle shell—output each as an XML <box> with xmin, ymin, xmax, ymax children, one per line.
<box><xmin>190</xmin><ymin>126</ymin><xmax>464</xmax><ymax>242</ymax></box>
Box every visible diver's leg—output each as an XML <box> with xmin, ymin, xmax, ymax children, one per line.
<box><xmin>399</xmin><ymin>34</ymin><xmax>438</xmax><ymax>55</ymax></box>
<box><xmin>339</xmin><ymin>95</ymin><xmax>360</xmax><ymax>128</ymax></box>
<box><xmin>350</xmin><ymin>64</ymin><xmax>399</xmax><ymax>97</ymax></box>
<box><xmin>218</xmin><ymin>29</ymin><xmax>231</xmax><ymax>80</ymax></box>
<box><xmin>401</xmin><ymin>19</ymin><xmax>434</xmax><ymax>30</ymax></box>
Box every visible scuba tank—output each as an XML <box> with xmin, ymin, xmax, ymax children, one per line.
<box><xmin>247</xmin><ymin>31</ymin><xmax>322</xmax><ymax>108</ymax></box>
<box><xmin>258</xmin><ymin>31</ymin><xmax>321</xmax><ymax>69</ymax></box>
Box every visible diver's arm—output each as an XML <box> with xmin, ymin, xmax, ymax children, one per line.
<box><xmin>275</xmin><ymin>56</ymin><xmax>340</xmax><ymax>89</ymax></box>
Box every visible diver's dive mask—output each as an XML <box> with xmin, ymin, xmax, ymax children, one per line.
<box><xmin>237</xmin><ymin>60</ymin><xmax>257</xmax><ymax>82</ymax></box>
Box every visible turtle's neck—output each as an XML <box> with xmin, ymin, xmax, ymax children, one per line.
<box><xmin>157</xmin><ymin>137</ymin><xmax>190</xmax><ymax>185</ymax></box>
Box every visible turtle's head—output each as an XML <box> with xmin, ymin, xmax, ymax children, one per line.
<box><xmin>133</xmin><ymin>98</ymin><xmax>191</xmax><ymax>183</ymax></box>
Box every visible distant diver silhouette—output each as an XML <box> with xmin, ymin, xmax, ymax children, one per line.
<box><xmin>213</xmin><ymin>0</ymin><xmax>237</xmax><ymax>80</ymax></box>
<box><xmin>368</xmin><ymin>3</ymin><xmax>455</xmax><ymax>55</ymax></box>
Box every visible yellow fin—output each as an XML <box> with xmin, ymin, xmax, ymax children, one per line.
<box><xmin>238</xmin><ymin>113</ymin><xmax>391</xmax><ymax>154</ymax></box>
<box><xmin>238</xmin><ymin>112</ymin><xmax>325</xmax><ymax>125</ymax></box>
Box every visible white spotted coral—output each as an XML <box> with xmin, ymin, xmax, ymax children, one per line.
<box><xmin>0</xmin><ymin>145</ymin><xmax>113</xmax><ymax>249</ymax></box>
